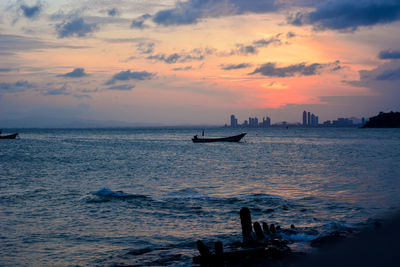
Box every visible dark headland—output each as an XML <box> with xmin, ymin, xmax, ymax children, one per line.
<box><xmin>363</xmin><ymin>111</ymin><xmax>400</xmax><ymax>128</ymax></box>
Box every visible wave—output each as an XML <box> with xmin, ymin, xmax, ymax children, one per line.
<box><xmin>157</xmin><ymin>188</ymin><xmax>207</xmax><ymax>200</ymax></box>
<box><xmin>88</xmin><ymin>188</ymin><xmax>149</xmax><ymax>202</ymax></box>
<box><xmin>238</xmin><ymin>193</ymin><xmax>285</xmax><ymax>200</ymax></box>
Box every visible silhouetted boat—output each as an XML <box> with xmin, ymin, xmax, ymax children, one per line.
<box><xmin>0</xmin><ymin>133</ymin><xmax>18</xmax><ymax>139</ymax></box>
<box><xmin>192</xmin><ymin>133</ymin><xmax>246</xmax><ymax>143</ymax></box>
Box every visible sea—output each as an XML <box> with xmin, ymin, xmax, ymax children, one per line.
<box><xmin>1</xmin><ymin>127</ymin><xmax>400</xmax><ymax>266</ymax></box>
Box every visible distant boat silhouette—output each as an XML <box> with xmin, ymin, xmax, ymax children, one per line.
<box><xmin>0</xmin><ymin>133</ymin><xmax>18</xmax><ymax>139</ymax></box>
<box><xmin>192</xmin><ymin>133</ymin><xmax>246</xmax><ymax>143</ymax></box>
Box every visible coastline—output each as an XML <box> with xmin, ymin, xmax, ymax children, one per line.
<box><xmin>192</xmin><ymin>208</ymin><xmax>400</xmax><ymax>267</ymax></box>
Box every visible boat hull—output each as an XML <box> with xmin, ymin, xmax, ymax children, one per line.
<box><xmin>192</xmin><ymin>133</ymin><xmax>246</xmax><ymax>143</ymax></box>
<box><xmin>0</xmin><ymin>133</ymin><xmax>18</xmax><ymax>139</ymax></box>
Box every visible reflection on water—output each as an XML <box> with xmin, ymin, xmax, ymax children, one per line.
<box><xmin>1</xmin><ymin>128</ymin><xmax>399</xmax><ymax>265</ymax></box>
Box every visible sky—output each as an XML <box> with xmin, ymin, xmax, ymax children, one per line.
<box><xmin>1</xmin><ymin>0</ymin><xmax>400</xmax><ymax>126</ymax></box>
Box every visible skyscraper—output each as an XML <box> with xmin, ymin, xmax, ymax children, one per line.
<box><xmin>303</xmin><ymin>111</ymin><xmax>307</xmax><ymax>126</ymax></box>
<box><xmin>311</xmin><ymin>114</ymin><xmax>315</xmax><ymax>127</ymax></box>
<box><xmin>230</xmin><ymin>114</ymin><xmax>238</xmax><ymax>127</ymax></box>
<box><xmin>308</xmin><ymin>112</ymin><xmax>311</xmax><ymax>127</ymax></box>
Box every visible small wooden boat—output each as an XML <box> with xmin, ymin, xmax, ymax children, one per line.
<box><xmin>0</xmin><ymin>133</ymin><xmax>18</xmax><ymax>139</ymax></box>
<box><xmin>192</xmin><ymin>133</ymin><xmax>246</xmax><ymax>143</ymax></box>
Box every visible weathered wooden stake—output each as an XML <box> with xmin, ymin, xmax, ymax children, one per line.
<box><xmin>240</xmin><ymin>207</ymin><xmax>253</xmax><ymax>243</ymax></box>
<box><xmin>196</xmin><ymin>240</ymin><xmax>211</xmax><ymax>259</ymax></box>
<box><xmin>253</xmin><ymin>222</ymin><xmax>265</xmax><ymax>241</ymax></box>
<box><xmin>215</xmin><ymin>241</ymin><xmax>224</xmax><ymax>264</ymax></box>
<box><xmin>270</xmin><ymin>223</ymin><xmax>276</xmax><ymax>234</ymax></box>
<box><xmin>262</xmin><ymin>222</ymin><xmax>270</xmax><ymax>235</ymax></box>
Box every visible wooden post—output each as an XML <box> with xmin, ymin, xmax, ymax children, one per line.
<box><xmin>196</xmin><ymin>240</ymin><xmax>211</xmax><ymax>259</ymax></box>
<box><xmin>240</xmin><ymin>207</ymin><xmax>253</xmax><ymax>243</ymax></box>
<box><xmin>262</xmin><ymin>222</ymin><xmax>270</xmax><ymax>235</ymax></box>
<box><xmin>270</xmin><ymin>223</ymin><xmax>276</xmax><ymax>234</ymax></box>
<box><xmin>253</xmin><ymin>222</ymin><xmax>265</xmax><ymax>241</ymax></box>
<box><xmin>215</xmin><ymin>241</ymin><xmax>223</xmax><ymax>264</ymax></box>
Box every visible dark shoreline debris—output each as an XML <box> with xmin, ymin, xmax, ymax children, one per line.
<box><xmin>193</xmin><ymin>207</ymin><xmax>296</xmax><ymax>265</ymax></box>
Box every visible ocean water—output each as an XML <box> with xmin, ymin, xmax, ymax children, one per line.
<box><xmin>1</xmin><ymin>127</ymin><xmax>400</xmax><ymax>266</ymax></box>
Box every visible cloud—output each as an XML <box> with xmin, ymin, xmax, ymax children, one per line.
<box><xmin>0</xmin><ymin>68</ymin><xmax>13</xmax><ymax>72</ymax></box>
<box><xmin>106</xmin><ymin>84</ymin><xmax>135</xmax><ymax>90</ymax></box>
<box><xmin>56</xmin><ymin>18</ymin><xmax>98</xmax><ymax>38</ymax></box>
<box><xmin>152</xmin><ymin>0</ymin><xmax>278</xmax><ymax>26</ymax></box>
<box><xmin>43</xmin><ymin>83</ymin><xmax>70</xmax><ymax>96</ymax></box>
<box><xmin>73</xmin><ymin>93</ymin><xmax>92</xmax><ymax>99</ymax></box>
<box><xmin>221</xmin><ymin>37</ymin><xmax>282</xmax><ymax>56</ymax></box>
<box><xmin>0</xmin><ymin>80</ymin><xmax>37</xmax><ymax>93</ymax></box>
<box><xmin>172</xmin><ymin>66</ymin><xmax>192</xmax><ymax>71</ymax></box>
<box><xmin>136</xmin><ymin>42</ymin><xmax>155</xmax><ymax>54</ymax></box>
<box><xmin>20</xmin><ymin>2</ymin><xmax>43</xmax><ymax>19</ymax></box>
<box><xmin>250</xmin><ymin>61</ymin><xmax>341</xmax><ymax>77</ymax></box>
<box><xmin>286</xmin><ymin>31</ymin><xmax>296</xmax><ymax>38</ymax></box>
<box><xmin>378</xmin><ymin>49</ymin><xmax>400</xmax><ymax>59</ymax></box>
<box><xmin>288</xmin><ymin>0</ymin><xmax>400</xmax><ymax>31</ymax></box>
<box><xmin>376</xmin><ymin>66</ymin><xmax>400</xmax><ymax>80</ymax></box>
<box><xmin>107</xmin><ymin>8</ymin><xmax>120</xmax><ymax>17</ymax></box>
<box><xmin>58</xmin><ymin>68</ymin><xmax>88</xmax><ymax>78</ymax></box>
<box><xmin>131</xmin><ymin>14</ymin><xmax>151</xmax><ymax>29</ymax></box>
<box><xmin>147</xmin><ymin>52</ymin><xmax>204</xmax><ymax>64</ymax></box>
<box><xmin>221</xmin><ymin>63</ymin><xmax>251</xmax><ymax>70</ymax></box>
<box><xmin>345</xmin><ymin>61</ymin><xmax>400</xmax><ymax>111</ymax></box>
<box><xmin>106</xmin><ymin>70</ymin><xmax>155</xmax><ymax>85</ymax></box>
<box><xmin>0</xmin><ymin>34</ymin><xmax>89</xmax><ymax>54</ymax></box>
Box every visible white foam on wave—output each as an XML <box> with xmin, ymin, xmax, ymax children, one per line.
<box><xmin>281</xmin><ymin>232</ymin><xmax>316</xmax><ymax>242</ymax></box>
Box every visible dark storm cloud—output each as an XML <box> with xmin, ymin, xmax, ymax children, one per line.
<box><xmin>251</xmin><ymin>62</ymin><xmax>324</xmax><ymax>77</ymax></box>
<box><xmin>152</xmin><ymin>0</ymin><xmax>278</xmax><ymax>26</ymax></box>
<box><xmin>106</xmin><ymin>70</ymin><xmax>155</xmax><ymax>85</ymax></box>
<box><xmin>58</xmin><ymin>68</ymin><xmax>88</xmax><ymax>78</ymax></box>
<box><xmin>288</xmin><ymin>0</ymin><xmax>400</xmax><ymax>31</ymax></box>
<box><xmin>0</xmin><ymin>80</ymin><xmax>37</xmax><ymax>93</ymax></box>
<box><xmin>20</xmin><ymin>2</ymin><xmax>43</xmax><ymax>19</ymax></box>
<box><xmin>56</xmin><ymin>18</ymin><xmax>98</xmax><ymax>38</ymax></box>
<box><xmin>221</xmin><ymin>63</ymin><xmax>251</xmax><ymax>70</ymax></box>
<box><xmin>131</xmin><ymin>14</ymin><xmax>151</xmax><ymax>29</ymax></box>
<box><xmin>378</xmin><ymin>49</ymin><xmax>400</xmax><ymax>59</ymax></box>
<box><xmin>106</xmin><ymin>84</ymin><xmax>135</xmax><ymax>90</ymax></box>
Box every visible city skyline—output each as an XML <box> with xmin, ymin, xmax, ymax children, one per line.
<box><xmin>1</xmin><ymin>1</ymin><xmax>400</xmax><ymax>126</ymax></box>
<box><xmin>228</xmin><ymin>110</ymin><xmax>365</xmax><ymax>128</ymax></box>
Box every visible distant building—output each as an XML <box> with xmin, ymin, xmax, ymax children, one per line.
<box><xmin>311</xmin><ymin>114</ymin><xmax>315</xmax><ymax>127</ymax></box>
<box><xmin>308</xmin><ymin>112</ymin><xmax>311</xmax><ymax>127</ymax></box>
<box><xmin>332</xmin><ymin>118</ymin><xmax>353</xmax><ymax>127</ymax></box>
<box><xmin>323</xmin><ymin>120</ymin><xmax>331</xmax><ymax>126</ymax></box>
<box><xmin>262</xmin><ymin>116</ymin><xmax>271</xmax><ymax>127</ymax></box>
<box><xmin>303</xmin><ymin>111</ymin><xmax>307</xmax><ymax>126</ymax></box>
<box><xmin>316</xmin><ymin>116</ymin><xmax>319</xmax><ymax>126</ymax></box>
<box><xmin>230</xmin><ymin>114</ymin><xmax>238</xmax><ymax>127</ymax></box>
